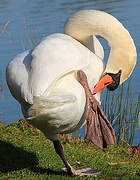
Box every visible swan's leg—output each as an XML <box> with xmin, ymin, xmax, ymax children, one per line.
<box><xmin>53</xmin><ymin>140</ymin><xmax>75</xmax><ymax>175</ymax></box>
<box><xmin>53</xmin><ymin>140</ymin><xmax>100</xmax><ymax>176</ymax></box>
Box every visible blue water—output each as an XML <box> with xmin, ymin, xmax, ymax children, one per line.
<box><xmin>0</xmin><ymin>0</ymin><xmax>139</xmax><ymax>144</ymax></box>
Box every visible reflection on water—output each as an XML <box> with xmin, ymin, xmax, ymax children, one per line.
<box><xmin>0</xmin><ymin>0</ymin><xmax>139</xmax><ymax>144</ymax></box>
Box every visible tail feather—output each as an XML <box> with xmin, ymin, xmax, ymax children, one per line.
<box><xmin>27</xmin><ymin>95</ymin><xmax>76</xmax><ymax>118</ymax></box>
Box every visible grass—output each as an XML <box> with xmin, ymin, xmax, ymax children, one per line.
<box><xmin>0</xmin><ymin>119</ymin><xmax>140</xmax><ymax>179</ymax></box>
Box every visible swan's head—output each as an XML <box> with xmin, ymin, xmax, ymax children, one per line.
<box><xmin>93</xmin><ymin>44</ymin><xmax>137</xmax><ymax>94</ymax></box>
<box><xmin>93</xmin><ymin>70</ymin><xmax>122</xmax><ymax>94</ymax></box>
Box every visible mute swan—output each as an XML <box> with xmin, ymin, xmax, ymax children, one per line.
<box><xmin>6</xmin><ymin>10</ymin><xmax>137</xmax><ymax>176</ymax></box>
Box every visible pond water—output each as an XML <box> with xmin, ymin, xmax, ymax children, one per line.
<box><xmin>0</xmin><ymin>0</ymin><xmax>139</xmax><ymax>145</ymax></box>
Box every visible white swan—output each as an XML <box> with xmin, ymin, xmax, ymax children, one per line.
<box><xmin>6</xmin><ymin>10</ymin><xmax>137</xmax><ymax>175</ymax></box>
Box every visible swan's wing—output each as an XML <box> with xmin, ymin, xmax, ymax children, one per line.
<box><xmin>30</xmin><ymin>33</ymin><xmax>104</xmax><ymax>96</ymax></box>
<box><xmin>6</xmin><ymin>50</ymin><xmax>33</xmax><ymax>104</ymax></box>
<box><xmin>6</xmin><ymin>33</ymin><xmax>104</xmax><ymax>106</ymax></box>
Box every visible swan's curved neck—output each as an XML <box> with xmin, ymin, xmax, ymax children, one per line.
<box><xmin>64</xmin><ymin>10</ymin><xmax>137</xmax><ymax>84</ymax></box>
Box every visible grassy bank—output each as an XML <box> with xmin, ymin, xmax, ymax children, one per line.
<box><xmin>0</xmin><ymin>119</ymin><xmax>140</xmax><ymax>179</ymax></box>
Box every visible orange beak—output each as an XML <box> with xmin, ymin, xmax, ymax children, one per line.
<box><xmin>93</xmin><ymin>74</ymin><xmax>114</xmax><ymax>94</ymax></box>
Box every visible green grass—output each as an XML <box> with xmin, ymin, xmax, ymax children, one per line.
<box><xmin>0</xmin><ymin>119</ymin><xmax>140</xmax><ymax>179</ymax></box>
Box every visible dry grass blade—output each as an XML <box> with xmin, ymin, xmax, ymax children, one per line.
<box><xmin>23</xmin><ymin>22</ymin><xmax>38</xmax><ymax>49</ymax></box>
<box><xmin>0</xmin><ymin>21</ymin><xmax>10</xmax><ymax>36</ymax></box>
